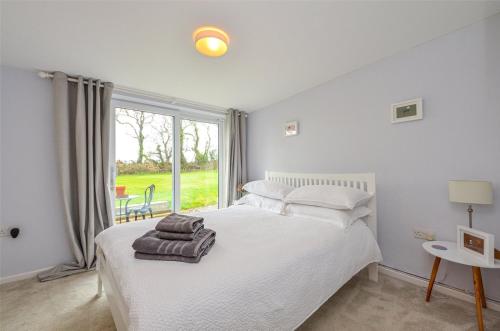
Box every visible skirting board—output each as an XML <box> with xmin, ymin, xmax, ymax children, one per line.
<box><xmin>379</xmin><ymin>265</ymin><xmax>500</xmax><ymax>312</ymax></box>
<box><xmin>0</xmin><ymin>266</ymin><xmax>52</xmax><ymax>285</ymax></box>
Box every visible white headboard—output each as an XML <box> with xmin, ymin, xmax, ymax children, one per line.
<box><xmin>265</xmin><ymin>171</ymin><xmax>377</xmax><ymax>240</ymax></box>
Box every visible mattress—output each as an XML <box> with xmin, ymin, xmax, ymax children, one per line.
<box><xmin>95</xmin><ymin>205</ymin><xmax>382</xmax><ymax>330</ymax></box>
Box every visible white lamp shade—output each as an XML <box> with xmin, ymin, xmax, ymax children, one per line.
<box><xmin>448</xmin><ymin>180</ymin><xmax>493</xmax><ymax>205</ymax></box>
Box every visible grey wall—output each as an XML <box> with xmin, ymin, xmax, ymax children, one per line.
<box><xmin>248</xmin><ymin>15</ymin><xmax>500</xmax><ymax>300</ymax></box>
<box><xmin>0</xmin><ymin>65</ymin><xmax>72</xmax><ymax>278</ymax></box>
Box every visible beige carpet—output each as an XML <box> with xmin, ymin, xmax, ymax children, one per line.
<box><xmin>1</xmin><ymin>271</ymin><xmax>499</xmax><ymax>331</ymax></box>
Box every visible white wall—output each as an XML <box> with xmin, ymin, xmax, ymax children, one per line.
<box><xmin>0</xmin><ymin>65</ymin><xmax>72</xmax><ymax>278</ymax></box>
<box><xmin>247</xmin><ymin>15</ymin><xmax>500</xmax><ymax>300</ymax></box>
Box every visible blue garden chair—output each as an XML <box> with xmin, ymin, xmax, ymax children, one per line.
<box><xmin>126</xmin><ymin>184</ymin><xmax>155</xmax><ymax>221</ymax></box>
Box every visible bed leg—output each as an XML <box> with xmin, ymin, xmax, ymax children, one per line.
<box><xmin>368</xmin><ymin>263</ymin><xmax>379</xmax><ymax>282</ymax></box>
<box><xmin>97</xmin><ymin>273</ymin><xmax>103</xmax><ymax>297</ymax></box>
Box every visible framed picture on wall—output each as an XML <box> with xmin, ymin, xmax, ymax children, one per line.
<box><xmin>285</xmin><ymin>121</ymin><xmax>298</xmax><ymax>136</ymax></box>
<box><xmin>391</xmin><ymin>98</ymin><xmax>423</xmax><ymax>123</ymax></box>
<box><xmin>457</xmin><ymin>225</ymin><xmax>495</xmax><ymax>265</ymax></box>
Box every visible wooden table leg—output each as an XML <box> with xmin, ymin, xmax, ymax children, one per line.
<box><xmin>476</xmin><ymin>268</ymin><xmax>487</xmax><ymax>309</ymax></box>
<box><xmin>472</xmin><ymin>267</ymin><xmax>485</xmax><ymax>331</ymax></box>
<box><xmin>426</xmin><ymin>257</ymin><xmax>441</xmax><ymax>302</ymax></box>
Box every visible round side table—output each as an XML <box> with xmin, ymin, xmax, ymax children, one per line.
<box><xmin>423</xmin><ymin>241</ymin><xmax>500</xmax><ymax>331</ymax></box>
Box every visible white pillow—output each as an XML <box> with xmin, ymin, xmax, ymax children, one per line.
<box><xmin>285</xmin><ymin>204</ymin><xmax>372</xmax><ymax>229</ymax></box>
<box><xmin>242</xmin><ymin>180</ymin><xmax>294</xmax><ymax>200</ymax></box>
<box><xmin>284</xmin><ymin>185</ymin><xmax>373</xmax><ymax>210</ymax></box>
<box><xmin>234</xmin><ymin>193</ymin><xmax>285</xmax><ymax>214</ymax></box>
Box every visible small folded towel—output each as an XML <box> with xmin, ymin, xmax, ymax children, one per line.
<box><xmin>157</xmin><ymin>223</ymin><xmax>204</xmax><ymax>241</ymax></box>
<box><xmin>155</xmin><ymin>213</ymin><xmax>204</xmax><ymax>233</ymax></box>
<box><xmin>133</xmin><ymin>228</ymin><xmax>216</xmax><ymax>258</ymax></box>
<box><xmin>135</xmin><ymin>237</ymin><xmax>215</xmax><ymax>263</ymax></box>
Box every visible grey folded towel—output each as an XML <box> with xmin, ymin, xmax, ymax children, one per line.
<box><xmin>157</xmin><ymin>223</ymin><xmax>204</xmax><ymax>241</ymax></box>
<box><xmin>134</xmin><ymin>237</ymin><xmax>215</xmax><ymax>263</ymax></box>
<box><xmin>155</xmin><ymin>213</ymin><xmax>204</xmax><ymax>233</ymax></box>
<box><xmin>133</xmin><ymin>228</ymin><xmax>216</xmax><ymax>258</ymax></box>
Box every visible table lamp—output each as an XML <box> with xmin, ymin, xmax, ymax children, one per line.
<box><xmin>448</xmin><ymin>180</ymin><xmax>493</xmax><ymax>228</ymax></box>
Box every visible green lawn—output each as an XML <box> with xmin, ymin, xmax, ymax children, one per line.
<box><xmin>116</xmin><ymin>170</ymin><xmax>218</xmax><ymax>211</ymax></box>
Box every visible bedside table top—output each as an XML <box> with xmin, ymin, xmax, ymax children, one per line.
<box><xmin>423</xmin><ymin>241</ymin><xmax>500</xmax><ymax>269</ymax></box>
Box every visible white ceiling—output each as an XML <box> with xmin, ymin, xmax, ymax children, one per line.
<box><xmin>2</xmin><ymin>1</ymin><xmax>500</xmax><ymax>111</ymax></box>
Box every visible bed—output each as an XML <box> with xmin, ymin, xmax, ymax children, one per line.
<box><xmin>96</xmin><ymin>171</ymin><xmax>382</xmax><ymax>330</ymax></box>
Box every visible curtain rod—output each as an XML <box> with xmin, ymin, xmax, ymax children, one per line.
<box><xmin>38</xmin><ymin>71</ymin><xmax>108</xmax><ymax>87</ymax></box>
<box><xmin>38</xmin><ymin>71</ymin><xmax>229</xmax><ymax>115</ymax></box>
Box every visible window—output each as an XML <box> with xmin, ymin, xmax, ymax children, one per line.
<box><xmin>111</xmin><ymin>99</ymin><xmax>223</xmax><ymax>223</ymax></box>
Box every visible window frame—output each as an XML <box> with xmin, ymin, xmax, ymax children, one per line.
<box><xmin>110</xmin><ymin>97</ymin><xmax>225</xmax><ymax>217</ymax></box>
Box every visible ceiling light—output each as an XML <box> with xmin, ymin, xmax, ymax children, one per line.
<box><xmin>193</xmin><ymin>26</ymin><xmax>229</xmax><ymax>57</ymax></box>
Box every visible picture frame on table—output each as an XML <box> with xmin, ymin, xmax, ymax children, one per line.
<box><xmin>457</xmin><ymin>225</ymin><xmax>495</xmax><ymax>265</ymax></box>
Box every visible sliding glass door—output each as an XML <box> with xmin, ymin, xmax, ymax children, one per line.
<box><xmin>180</xmin><ymin>119</ymin><xmax>219</xmax><ymax>212</ymax></box>
<box><xmin>111</xmin><ymin>101</ymin><xmax>222</xmax><ymax>223</ymax></box>
<box><xmin>114</xmin><ymin>107</ymin><xmax>173</xmax><ymax>223</ymax></box>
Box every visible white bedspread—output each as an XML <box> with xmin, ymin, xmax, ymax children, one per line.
<box><xmin>96</xmin><ymin>205</ymin><xmax>382</xmax><ymax>331</ymax></box>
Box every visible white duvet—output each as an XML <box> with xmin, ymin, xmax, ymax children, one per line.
<box><xmin>96</xmin><ymin>205</ymin><xmax>382</xmax><ymax>331</ymax></box>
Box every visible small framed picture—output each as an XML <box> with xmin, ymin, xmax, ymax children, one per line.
<box><xmin>391</xmin><ymin>98</ymin><xmax>423</xmax><ymax>123</ymax></box>
<box><xmin>457</xmin><ymin>225</ymin><xmax>495</xmax><ymax>265</ymax></box>
<box><xmin>285</xmin><ymin>121</ymin><xmax>298</xmax><ymax>136</ymax></box>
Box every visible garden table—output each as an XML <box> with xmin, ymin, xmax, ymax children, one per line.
<box><xmin>116</xmin><ymin>195</ymin><xmax>139</xmax><ymax>223</ymax></box>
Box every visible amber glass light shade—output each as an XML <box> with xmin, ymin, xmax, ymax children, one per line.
<box><xmin>193</xmin><ymin>26</ymin><xmax>229</xmax><ymax>57</ymax></box>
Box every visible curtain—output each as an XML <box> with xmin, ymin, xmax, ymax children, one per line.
<box><xmin>38</xmin><ymin>72</ymin><xmax>114</xmax><ymax>281</ymax></box>
<box><xmin>225</xmin><ymin>109</ymin><xmax>247</xmax><ymax>206</ymax></box>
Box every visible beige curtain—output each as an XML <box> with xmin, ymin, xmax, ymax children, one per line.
<box><xmin>38</xmin><ymin>72</ymin><xmax>114</xmax><ymax>281</ymax></box>
<box><xmin>225</xmin><ymin>109</ymin><xmax>247</xmax><ymax>206</ymax></box>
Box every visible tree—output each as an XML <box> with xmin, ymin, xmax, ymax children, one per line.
<box><xmin>209</xmin><ymin>149</ymin><xmax>217</xmax><ymax>162</ymax></box>
<box><xmin>181</xmin><ymin>121</ymin><xmax>219</xmax><ymax>168</ymax></box>
<box><xmin>116</xmin><ymin>108</ymin><xmax>153</xmax><ymax>163</ymax></box>
<box><xmin>180</xmin><ymin>121</ymin><xmax>191</xmax><ymax>168</ymax></box>
<box><xmin>203</xmin><ymin>125</ymin><xmax>212</xmax><ymax>161</ymax></box>
<box><xmin>192</xmin><ymin>123</ymin><xmax>205</xmax><ymax>164</ymax></box>
<box><xmin>182</xmin><ymin>121</ymin><xmax>209</xmax><ymax>166</ymax></box>
<box><xmin>150</xmin><ymin>115</ymin><xmax>173</xmax><ymax>165</ymax></box>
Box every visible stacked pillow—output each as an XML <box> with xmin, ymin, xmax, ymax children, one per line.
<box><xmin>284</xmin><ymin>185</ymin><xmax>373</xmax><ymax>229</ymax></box>
<box><xmin>234</xmin><ymin>194</ymin><xmax>286</xmax><ymax>214</ymax></box>
<box><xmin>284</xmin><ymin>204</ymin><xmax>371</xmax><ymax>229</ymax></box>
<box><xmin>284</xmin><ymin>185</ymin><xmax>372</xmax><ymax>210</ymax></box>
<box><xmin>236</xmin><ymin>179</ymin><xmax>373</xmax><ymax>229</ymax></box>
<box><xmin>242</xmin><ymin>180</ymin><xmax>294</xmax><ymax>200</ymax></box>
<box><xmin>234</xmin><ymin>180</ymin><xmax>293</xmax><ymax>214</ymax></box>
